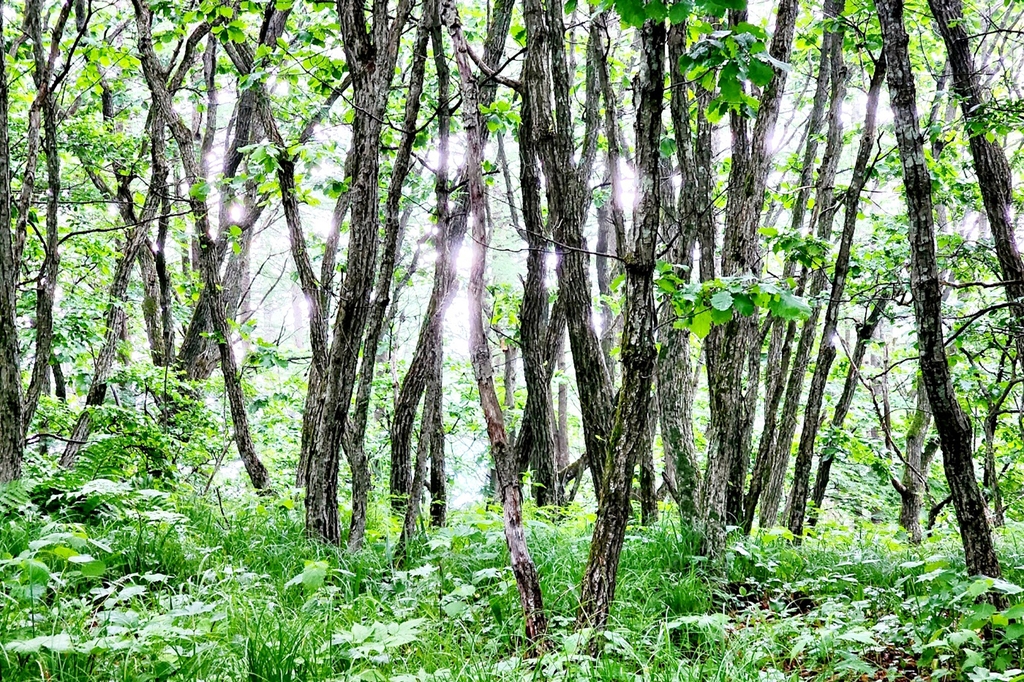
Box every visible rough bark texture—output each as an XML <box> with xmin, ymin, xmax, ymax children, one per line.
<box><xmin>703</xmin><ymin>0</ymin><xmax>800</xmax><ymax>556</ymax></box>
<box><xmin>338</xmin><ymin>11</ymin><xmax>430</xmax><ymax>542</ymax></box>
<box><xmin>397</xmin><ymin>341</ymin><xmax>442</xmax><ymax>562</ymax></box>
<box><xmin>785</xmin><ymin>30</ymin><xmax>853</xmax><ymax>538</ymax></box>
<box><xmin>305</xmin><ymin>0</ymin><xmax>414</xmax><ymax>542</ymax></box>
<box><xmin>894</xmin><ymin>383</ymin><xmax>934</xmax><ymax>544</ymax></box>
<box><xmin>444</xmin><ymin>0</ymin><xmax>547</xmax><ymax>644</ymax></box>
<box><xmin>928</xmin><ymin>0</ymin><xmax>1024</xmax><ymax>325</ymax></box>
<box><xmin>389</xmin><ymin>0</ymin><xmax>511</xmax><ymax>513</ymax></box>
<box><xmin>522</xmin><ymin>0</ymin><xmax>607</xmax><ymax>497</ymax></box>
<box><xmin>740</xmin><ymin>8</ymin><xmax>838</xmax><ymax>531</ymax></box>
<box><xmin>517</xmin><ymin>112</ymin><xmax>560</xmax><ymax>507</ymax></box>
<box><xmin>876</xmin><ymin>0</ymin><xmax>1001</xmax><ymax>578</ymax></box>
<box><xmin>132</xmin><ymin>3</ymin><xmax>271</xmax><ymax>491</ymax></box>
<box><xmin>0</xmin><ymin>1</ymin><xmax>22</xmax><ymax>483</ymax></box>
<box><xmin>657</xmin><ymin>22</ymin><xmax>703</xmax><ymax>523</ymax></box>
<box><xmin>576</xmin><ymin>19</ymin><xmax>663</xmax><ymax>633</ymax></box>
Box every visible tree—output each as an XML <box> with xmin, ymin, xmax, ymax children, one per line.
<box><xmin>875</xmin><ymin>0</ymin><xmax>1001</xmax><ymax>578</ymax></box>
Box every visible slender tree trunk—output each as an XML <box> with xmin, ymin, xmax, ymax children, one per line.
<box><xmin>894</xmin><ymin>382</ymin><xmax>934</xmax><ymax>544</ymax></box>
<box><xmin>522</xmin><ymin>0</ymin><xmax>608</xmax><ymax>498</ymax></box>
<box><xmin>389</xmin><ymin>0</ymin><xmax>511</xmax><ymax>514</ymax></box>
<box><xmin>0</xmin><ymin>1</ymin><xmax>22</xmax><ymax>482</ymax></box>
<box><xmin>741</xmin><ymin>4</ymin><xmax>839</xmax><ymax>530</ymax></box>
<box><xmin>397</xmin><ymin>341</ymin><xmax>442</xmax><ymax>562</ymax></box>
<box><xmin>304</xmin><ymin>0</ymin><xmax>415</xmax><ymax>542</ymax></box>
<box><xmin>703</xmin><ymin>0</ymin><xmax>800</xmax><ymax>557</ymax></box>
<box><xmin>808</xmin><ymin>297</ymin><xmax>888</xmax><ymax>518</ymax></box>
<box><xmin>876</xmin><ymin>0</ymin><xmax>1001</xmax><ymax>578</ymax></box>
<box><xmin>60</xmin><ymin>120</ymin><xmax>170</xmax><ymax>468</ymax></box>
<box><xmin>657</xmin><ymin>22</ymin><xmax>703</xmax><ymax>523</ymax></box>
<box><xmin>133</xmin><ymin>7</ymin><xmax>271</xmax><ymax>491</ymax></box>
<box><xmin>577</xmin><ymin>18</ymin><xmax>663</xmax><ymax>632</ymax></box>
<box><xmin>444</xmin><ymin>0</ymin><xmax>548</xmax><ymax>644</ymax></box>
<box><xmin>928</xmin><ymin>0</ymin><xmax>1024</xmax><ymax>334</ymax></box>
<box><xmin>784</xmin><ymin>31</ymin><xmax>853</xmax><ymax>537</ymax></box>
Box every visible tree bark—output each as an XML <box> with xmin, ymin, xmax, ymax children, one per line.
<box><xmin>576</xmin><ymin>18</ymin><xmax>663</xmax><ymax>632</ymax></box>
<box><xmin>388</xmin><ymin>0</ymin><xmax>512</xmax><ymax>514</ymax></box>
<box><xmin>0</xmin><ymin>0</ymin><xmax>22</xmax><ymax>483</ymax></box>
<box><xmin>808</xmin><ymin>297</ymin><xmax>888</xmax><ymax>518</ymax></box>
<box><xmin>305</xmin><ymin>0</ymin><xmax>415</xmax><ymax>541</ymax></box>
<box><xmin>785</xmin><ymin>29</ymin><xmax>854</xmax><ymax>538</ymax></box>
<box><xmin>132</xmin><ymin>7</ymin><xmax>271</xmax><ymax>491</ymax></box>
<box><xmin>444</xmin><ymin>0</ymin><xmax>548</xmax><ymax>644</ymax></box>
<box><xmin>875</xmin><ymin>0</ymin><xmax>1001</xmax><ymax>578</ymax></box>
<box><xmin>522</xmin><ymin>0</ymin><xmax>608</xmax><ymax>497</ymax></box>
<box><xmin>927</xmin><ymin>0</ymin><xmax>1024</xmax><ymax>332</ymax></box>
<box><xmin>741</xmin><ymin>5</ymin><xmax>838</xmax><ymax>531</ymax></box>
<box><xmin>702</xmin><ymin>0</ymin><xmax>800</xmax><ymax>557</ymax></box>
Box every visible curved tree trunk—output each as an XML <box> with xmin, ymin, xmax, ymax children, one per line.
<box><xmin>808</xmin><ymin>297</ymin><xmax>888</xmax><ymax>519</ymax></box>
<box><xmin>445</xmin><ymin>0</ymin><xmax>548</xmax><ymax>644</ymax></box>
<box><xmin>875</xmin><ymin>0</ymin><xmax>1001</xmax><ymax>579</ymax></box>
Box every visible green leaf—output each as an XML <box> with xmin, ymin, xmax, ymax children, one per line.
<box><xmin>188</xmin><ymin>180</ymin><xmax>210</xmax><ymax>202</ymax></box>
<box><xmin>564</xmin><ymin>0</ymin><xmax>577</xmax><ymax>13</ymax></box>
<box><xmin>710</xmin><ymin>290</ymin><xmax>733</xmax><ymax>311</ymax></box>
<box><xmin>733</xmin><ymin>293</ymin><xmax>755</xmax><ymax>316</ymax></box>
<box><xmin>668</xmin><ymin>0</ymin><xmax>691</xmax><ymax>23</ymax></box>
<box><xmin>748</xmin><ymin>57</ymin><xmax>774</xmax><ymax>87</ymax></box>
<box><xmin>719</xmin><ymin>62</ymin><xmax>743</xmax><ymax>102</ymax></box>
<box><xmin>690</xmin><ymin>309</ymin><xmax>713</xmax><ymax>339</ymax></box>
<box><xmin>659</xmin><ymin>137</ymin><xmax>678</xmax><ymax>158</ymax></box>
<box><xmin>774</xmin><ymin>291</ymin><xmax>811</xmax><ymax>320</ymax></box>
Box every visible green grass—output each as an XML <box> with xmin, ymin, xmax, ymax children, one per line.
<box><xmin>3</xmin><ymin>485</ymin><xmax>1024</xmax><ymax>681</ymax></box>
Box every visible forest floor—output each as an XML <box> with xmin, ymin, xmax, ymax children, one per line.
<box><xmin>3</xmin><ymin>485</ymin><xmax>1024</xmax><ymax>681</ymax></box>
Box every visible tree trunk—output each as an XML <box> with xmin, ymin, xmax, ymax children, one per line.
<box><xmin>895</xmin><ymin>383</ymin><xmax>934</xmax><ymax>544</ymax></box>
<box><xmin>60</xmin><ymin>118</ymin><xmax>170</xmax><ymax>468</ymax></box>
<box><xmin>132</xmin><ymin>7</ymin><xmax>271</xmax><ymax>491</ymax></box>
<box><xmin>389</xmin><ymin>0</ymin><xmax>511</xmax><ymax>514</ymax></box>
<box><xmin>398</xmin><ymin>340</ymin><xmax>442</xmax><ymax>562</ymax></box>
<box><xmin>444</xmin><ymin>0</ymin><xmax>548</xmax><ymax>644</ymax></box>
<box><xmin>927</xmin><ymin>0</ymin><xmax>1024</xmax><ymax>330</ymax></box>
<box><xmin>522</xmin><ymin>0</ymin><xmax>608</xmax><ymax>498</ymax></box>
<box><xmin>702</xmin><ymin>0</ymin><xmax>800</xmax><ymax>557</ymax></box>
<box><xmin>808</xmin><ymin>297</ymin><xmax>888</xmax><ymax>518</ymax></box>
<box><xmin>785</xmin><ymin>30</ymin><xmax>853</xmax><ymax>538</ymax></box>
<box><xmin>0</xmin><ymin>2</ymin><xmax>22</xmax><ymax>483</ymax></box>
<box><xmin>741</xmin><ymin>3</ymin><xmax>838</xmax><ymax>531</ymax></box>
<box><xmin>304</xmin><ymin>0</ymin><xmax>415</xmax><ymax>542</ymax></box>
<box><xmin>875</xmin><ymin>0</ymin><xmax>1001</xmax><ymax>578</ymax></box>
<box><xmin>576</xmin><ymin>18</ymin><xmax>663</xmax><ymax>632</ymax></box>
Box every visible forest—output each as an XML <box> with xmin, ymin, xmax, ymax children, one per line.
<box><xmin>0</xmin><ymin>0</ymin><xmax>1023</xmax><ymax>676</ymax></box>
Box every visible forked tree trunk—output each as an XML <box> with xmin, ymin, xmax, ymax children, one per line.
<box><xmin>444</xmin><ymin>0</ymin><xmax>547</xmax><ymax>644</ymax></box>
<box><xmin>576</xmin><ymin>18</ymin><xmax>663</xmax><ymax>633</ymax></box>
<box><xmin>875</xmin><ymin>0</ymin><xmax>1001</xmax><ymax>579</ymax></box>
<box><xmin>702</xmin><ymin>0</ymin><xmax>799</xmax><ymax>557</ymax></box>
<box><xmin>522</xmin><ymin>0</ymin><xmax>608</xmax><ymax>498</ymax></box>
<box><xmin>389</xmin><ymin>0</ymin><xmax>512</xmax><ymax>513</ymax></box>
<box><xmin>894</xmin><ymin>383</ymin><xmax>934</xmax><ymax>544</ymax></box>
<box><xmin>133</xmin><ymin>6</ymin><xmax>271</xmax><ymax>492</ymax></box>
<box><xmin>60</xmin><ymin>118</ymin><xmax>170</xmax><ymax>468</ymax></box>
<box><xmin>927</xmin><ymin>0</ymin><xmax>1024</xmax><ymax>328</ymax></box>
<box><xmin>304</xmin><ymin>0</ymin><xmax>415</xmax><ymax>542</ymax></box>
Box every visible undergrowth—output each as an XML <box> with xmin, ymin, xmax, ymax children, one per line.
<box><xmin>4</xmin><ymin>478</ymin><xmax>1024</xmax><ymax>681</ymax></box>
